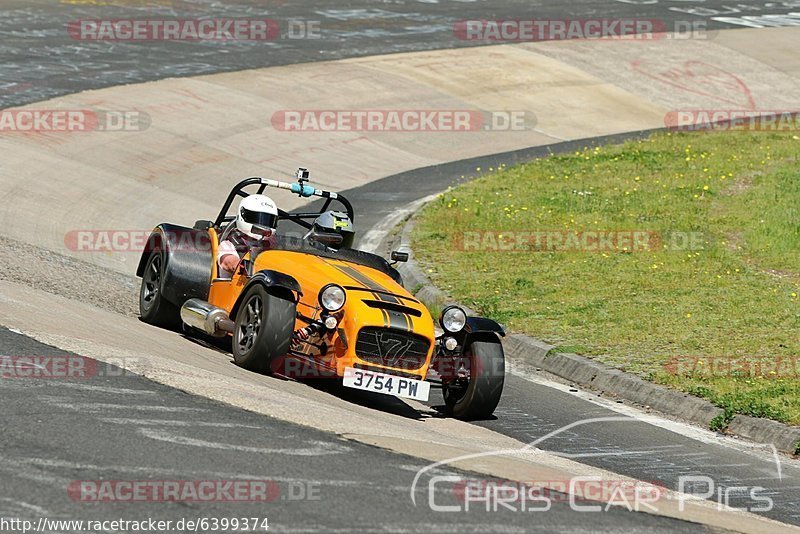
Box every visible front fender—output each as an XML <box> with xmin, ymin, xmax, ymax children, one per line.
<box><xmin>435</xmin><ymin>315</ymin><xmax>505</xmax><ymax>352</ymax></box>
<box><xmin>231</xmin><ymin>270</ymin><xmax>302</xmax><ymax>318</ymax></box>
<box><xmin>465</xmin><ymin>316</ymin><xmax>505</xmax><ymax>337</ymax></box>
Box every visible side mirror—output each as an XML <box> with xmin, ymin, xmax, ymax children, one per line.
<box><xmin>391</xmin><ymin>251</ymin><xmax>409</xmax><ymax>263</ymax></box>
<box><xmin>309</xmin><ymin>230</ymin><xmax>343</xmax><ymax>247</ymax></box>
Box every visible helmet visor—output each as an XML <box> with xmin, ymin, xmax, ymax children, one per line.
<box><xmin>240</xmin><ymin>207</ymin><xmax>278</xmax><ymax>229</ymax></box>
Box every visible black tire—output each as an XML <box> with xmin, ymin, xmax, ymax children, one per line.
<box><xmin>232</xmin><ymin>285</ymin><xmax>296</xmax><ymax>373</ymax></box>
<box><xmin>139</xmin><ymin>248</ymin><xmax>180</xmax><ymax>328</ymax></box>
<box><xmin>443</xmin><ymin>339</ymin><xmax>505</xmax><ymax>420</ymax></box>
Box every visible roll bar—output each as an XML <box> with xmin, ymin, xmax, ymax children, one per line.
<box><xmin>213</xmin><ymin>176</ymin><xmax>355</xmax><ymax>231</ymax></box>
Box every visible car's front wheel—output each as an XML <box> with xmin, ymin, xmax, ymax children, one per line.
<box><xmin>442</xmin><ymin>338</ymin><xmax>505</xmax><ymax>420</ymax></box>
<box><xmin>232</xmin><ymin>284</ymin><xmax>296</xmax><ymax>373</ymax></box>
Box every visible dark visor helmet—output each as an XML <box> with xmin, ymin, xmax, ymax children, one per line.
<box><xmin>312</xmin><ymin>211</ymin><xmax>355</xmax><ymax>249</ymax></box>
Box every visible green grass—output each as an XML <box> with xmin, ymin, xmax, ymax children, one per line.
<box><xmin>413</xmin><ymin>131</ymin><xmax>800</xmax><ymax>426</ymax></box>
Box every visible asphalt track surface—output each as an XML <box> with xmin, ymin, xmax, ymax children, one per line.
<box><xmin>1</xmin><ymin>0</ymin><xmax>796</xmax><ymax>109</ymax></box>
<box><xmin>0</xmin><ymin>327</ymin><xmax>709</xmax><ymax>533</ymax></box>
<box><xmin>2</xmin><ymin>0</ymin><xmax>800</xmax><ymax>532</ymax></box>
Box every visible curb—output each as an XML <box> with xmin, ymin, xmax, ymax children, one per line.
<box><xmin>393</xmin><ymin>214</ymin><xmax>800</xmax><ymax>455</ymax></box>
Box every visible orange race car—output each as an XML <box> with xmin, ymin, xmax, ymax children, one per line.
<box><xmin>136</xmin><ymin>169</ymin><xmax>505</xmax><ymax>419</ymax></box>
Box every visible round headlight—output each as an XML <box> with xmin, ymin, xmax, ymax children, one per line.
<box><xmin>319</xmin><ymin>284</ymin><xmax>346</xmax><ymax>312</ymax></box>
<box><xmin>440</xmin><ymin>306</ymin><xmax>467</xmax><ymax>333</ymax></box>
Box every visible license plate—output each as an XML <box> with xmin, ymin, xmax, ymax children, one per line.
<box><xmin>342</xmin><ymin>367</ymin><xmax>430</xmax><ymax>401</ymax></box>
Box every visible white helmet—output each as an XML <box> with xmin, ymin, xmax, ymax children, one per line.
<box><xmin>236</xmin><ymin>194</ymin><xmax>278</xmax><ymax>240</ymax></box>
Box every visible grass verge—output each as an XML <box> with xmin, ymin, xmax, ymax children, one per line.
<box><xmin>412</xmin><ymin>131</ymin><xmax>800</xmax><ymax>426</ymax></box>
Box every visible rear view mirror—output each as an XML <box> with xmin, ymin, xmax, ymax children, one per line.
<box><xmin>391</xmin><ymin>251</ymin><xmax>409</xmax><ymax>263</ymax></box>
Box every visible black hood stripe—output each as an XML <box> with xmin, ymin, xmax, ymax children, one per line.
<box><xmin>324</xmin><ymin>259</ymin><xmax>411</xmax><ymax>329</ymax></box>
<box><xmin>336</xmin><ymin>263</ymin><xmax>401</xmax><ymax>304</ymax></box>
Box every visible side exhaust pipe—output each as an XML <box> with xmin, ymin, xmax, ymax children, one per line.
<box><xmin>180</xmin><ymin>298</ymin><xmax>235</xmax><ymax>336</ymax></box>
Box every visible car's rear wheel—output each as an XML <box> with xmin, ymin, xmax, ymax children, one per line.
<box><xmin>139</xmin><ymin>248</ymin><xmax>179</xmax><ymax>327</ymax></box>
<box><xmin>442</xmin><ymin>339</ymin><xmax>505</xmax><ymax>420</ymax></box>
<box><xmin>232</xmin><ymin>284</ymin><xmax>296</xmax><ymax>373</ymax></box>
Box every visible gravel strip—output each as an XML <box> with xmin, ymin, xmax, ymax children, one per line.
<box><xmin>0</xmin><ymin>235</ymin><xmax>138</xmax><ymax>317</ymax></box>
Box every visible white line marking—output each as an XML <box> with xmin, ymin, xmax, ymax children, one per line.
<box><xmin>0</xmin><ymin>498</ymin><xmax>49</xmax><ymax>515</ymax></box>
<box><xmin>139</xmin><ymin>428</ymin><xmax>350</xmax><ymax>456</ymax></box>
<box><xmin>99</xmin><ymin>417</ymin><xmax>261</xmax><ymax>428</ymax></box>
<box><xmin>49</xmin><ymin>382</ymin><xmax>158</xmax><ymax>395</ymax></box>
<box><xmin>41</xmin><ymin>398</ymin><xmax>205</xmax><ymax>412</ymax></box>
